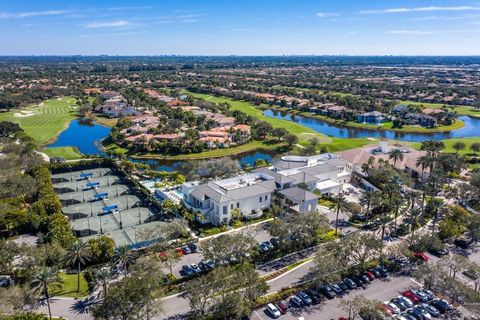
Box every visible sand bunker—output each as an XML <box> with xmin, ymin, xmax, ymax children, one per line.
<box><xmin>13</xmin><ymin>111</ymin><xmax>35</xmax><ymax>117</ymax></box>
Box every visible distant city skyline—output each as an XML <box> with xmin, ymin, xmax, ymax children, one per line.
<box><xmin>2</xmin><ymin>0</ymin><xmax>480</xmax><ymax>55</ymax></box>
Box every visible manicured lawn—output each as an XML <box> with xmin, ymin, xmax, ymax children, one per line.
<box><xmin>92</xmin><ymin>115</ymin><xmax>118</xmax><ymax>127</ymax></box>
<box><xmin>42</xmin><ymin>146</ymin><xmax>83</xmax><ymax>160</ymax></box>
<box><xmin>188</xmin><ymin>92</ymin><xmax>374</xmax><ymax>152</ymax></box>
<box><xmin>411</xmin><ymin>137</ymin><xmax>480</xmax><ymax>157</ymax></box>
<box><xmin>0</xmin><ymin>97</ymin><xmax>78</xmax><ymax>144</ymax></box>
<box><xmin>51</xmin><ymin>272</ymin><xmax>89</xmax><ymax>298</ymax></box>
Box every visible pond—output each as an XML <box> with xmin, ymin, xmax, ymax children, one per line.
<box><xmin>263</xmin><ymin>110</ymin><xmax>480</xmax><ymax>142</ymax></box>
<box><xmin>47</xmin><ymin>119</ymin><xmax>111</xmax><ymax>155</ymax></box>
<box><xmin>130</xmin><ymin>150</ymin><xmax>275</xmax><ymax>172</ymax></box>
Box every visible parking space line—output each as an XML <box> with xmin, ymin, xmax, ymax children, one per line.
<box><xmin>253</xmin><ymin>310</ymin><xmax>265</xmax><ymax>320</ymax></box>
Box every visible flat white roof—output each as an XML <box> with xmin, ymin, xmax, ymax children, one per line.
<box><xmin>316</xmin><ymin>179</ymin><xmax>341</xmax><ymax>191</ymax></box>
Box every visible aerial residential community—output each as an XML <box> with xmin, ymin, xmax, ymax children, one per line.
<box><xmin>1</xmin><ymin>1</ymin><xmax>480</xmax><ymax>320</ymax></box>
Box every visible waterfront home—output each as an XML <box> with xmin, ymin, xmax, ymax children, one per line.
<box><xmin>357</xmin><ymin>111</ymin><xmax>388</xmax><ymax>124</ymax></box>
<box><xmin>403</xmin><ymin>113</ymin><xmax>438</xmax><ymax>127</ymax></box>
<box><xmin>392</xmin><ymin>105</ymin><xmax>409</xmax><ymax>114</ymax></box>
<box><xmin>182</xmin><ymin>172</ymin><xmax>277</xmax><ymax>225</ymax></box>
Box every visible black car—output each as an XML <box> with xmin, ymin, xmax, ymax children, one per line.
<box><xmin>430</xmin><ymin>299</ymin><xmax>452</xmax><ymax>313</ymax></box>
<box><xmin>330</xmin><ymin>283</ymin><xmax>343</xmax><ymax>295</ymax></box>
<box><xmin>407</xmin><ymin>308</ymin><xmax>425</xmax><ymax>320</ymax></box>
<box><xmin>305</xmin><ymin>288</ymin><xmax>322</xmax><ymax>304</ymax></box>
<box><xmin>188</xmin><ymin>242</ymin><xmax>199</xmax><ymax>253</ymax></box>
<box><xmin>318</xmin><ymin>285</ymin><xmax>335</xmax><ymax>299</ymax></box>
<box><xmin>391</xmin><ymin>298</ymin><xmax>408</xmax><ymax>311</ymax></box>
<box><xmin>428</xmin><ymin>247</ymin><xmax>449</xmax><ymax>257</ymax></box>
<box><xmin>270</xmin><ymin>237</ymin><xmax>280</xmax><ymax>247</ymax></box>
<box><xmin>343</xmin><ymin>278</ymin><xmax>357</xmax><ymax>290</ymax></box>
<box><xmin>351</xmin><ymin>274</ymin><xmax>366</xmax><ymax>286</ymax></box>
<box><xmin>370</xmin><ymin>268</ymin><xmax>382</xmax><ymax>278</ymax></box>
<box><xmin>359</xmin><ymin>273</ymin><xmax>370</xmax><ymax>283</ymax></box>
<box><xmin>454</xmin><ymin>238</ymin><xmax>470</xmax><ymax>249</ymax></box>
<box><xmin>374</xmin><ymin>266</ymin><xmax>389</xmax><ymax>277</ymax></box>
<box><xmin>337</xmin><ymin>281</ymin><xmax>348</xmax><ymax>292</ymax></box>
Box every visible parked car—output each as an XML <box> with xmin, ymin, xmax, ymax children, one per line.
<box><xmin>290</xmin><ymin>295</ymin><xmax>304</xmax><ymax>308</ymax></box>
<box><xmin>270</xmin><ymin>237</ymin><xmax>280</xmax><ymax>247</ymax></box>
<box><xmin>421</xmin><ymin>303</ymin><xmax>441</xmax><ymax>317</ymax></box>
<box><xmin>343</xmin><ymin>278</ymin><xmax>357</xmax><ymax>290</ymax></box>
<box><xmin>305</xmin><ymin>288</ymin><xmax>322</xmax><ymax>304</ymax></box>
<box><xmin>413</xmin><ymin>290</ymin><xmax>430</xmax><ymax>303</ymax></box>
<box><xmin>397</xmin><ymin>295</ymin><xmax>414</xmax><ymax>308</ymax></box>
<box><xmin>418</xmin><ymin>288</ymin><xmax>435</xmax><ymax>301</ymax></box>
<box><xmin>414</xmin><ymin>251</ymin><xmax>429</xmax><ymax>262</ymax></box>
<box><xmin>403</xmin><ymin>291</ymin><xmax>420</xmax><ymax>304</ymax></box>
<box><xmin>454</xmin><ymin>238</ymin><xmax>470</xmax><ymax>249</ymax></box>
<box><xmin>297</xmin><ymin>291</ymin><xmax>313</xmax><ymax>305</ymax></box>
<box><xmin>264</xmin><ymin>241</ymin><xmax>274</xmax><ymax>250</ymax></box>
<box><xmin>259</xmin><ymin>242</ymin><xmax>271</xmax><ymax>252</ymax></box>
<box><xmin>370</xmin><ymin>268</ymin><xmax>382</xmax><ymax>278</ymax></box>
<box><xmin>429</xmin><ymin>299</ymin><xmax>453</xmax><ymax>313</ymax></box>
<box><xmin>373</xmin><ymin>266</ymin><xmax>389</xmax><ymax>277</ymax></box>
<box><xmin>412</xmin><ymin>306</ymin><xmax>432</xmax><ymax>319</ymax></box>
<box><xmin>428</xmin><ymin>247</ymin><xmax>449</xmax><ymax>257</ymax></box>
<box><xmin>188</xmin><ymin>242</ymin><xmax>199</xmax><ymax>253</ymax></box>
<box><xmin>391</xmin><ymin>297</ymin><xmax>408</xmax><ymax>311</ymax></box>
<box><xmin>318</xmin><ymin>285</ymin><xmax>336</xmax><ymax>299</ymax></box>
<box><xmin>364</xmin><ymin>271</ymin><xmax>376</xmax><ymax>281</ymax></box>
<box><xmin>266</xmin><ymin>303</ymin><xmax>281</xmax><ymax>318</ymax></box>
<box><xmin>407</xmin><ymin>308</ymin><xmax>426</xmax><ymax>320</ymax></box>
<box><xmin>359</xmin><ymin>273</ymin><xmax>371</xmax><ymax>283</ymax></box>
<box><xmin>377</xmin><ymin>304</ymin><xmax>394</xmax><ymax>316</ymax></box>
<box><xmin>190</xmin><ymin>263</ymin><xmax>201</xmax><ymax>274</ymax></box>
<box><xmin>384</xmin><ymin>301</ymin><xmax>401</xmax><ymax>314</ymax></box>
<box><xmin>275</xmin><ymin>301</ymin><xmax>288</xmax><ymax>315</ymax></box>
<box><xmin>174</xmin><ymin>247</ymin><xmax>185</xmax><ymax>256</ymax></box>
<box><xmin>181</xmin><ymin>265</ymin><xmax>194</xmax><ymax>277</ymax></box>
<box><xmin>330</xmin><ymin>283</ymin><xmax>344</xmax><ymax>295</ymax></box>
<box><xmin>337</xmin><ymin>281</ymin><xmax>349</xmax><ymax>292</ymax></box>
<box><xmin>400</xmin><ymin>313</ymin><xmax>417</xmax><ymax>320</ymax></box>
<box><xmin>181</xmin><ymin>245</ymin><xmax>192</xmax><ymax>255</ymax></box>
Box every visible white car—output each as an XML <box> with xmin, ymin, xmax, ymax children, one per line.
<box><xmin>266</xmin><ymin>303</ymin><xmax>281</xmax><ymax>318</ymax></box>
<box><xmin>384</xmin><ymin>301</ymin><xmax>401</xmax><ymax>314</ymax></box>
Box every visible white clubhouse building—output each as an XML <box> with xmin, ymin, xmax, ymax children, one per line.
<box><xmin>181</xmin><ymin>153</ymin><xmax>352</xmax><ymax>225</ymax></box>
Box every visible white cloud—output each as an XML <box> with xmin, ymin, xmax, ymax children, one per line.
<box><xmin>386</xmin><ymin>30</ymin><xmax>436</xmax><ymax>35</ymax></box>
<box><xmin>360</xmin><ymin>6</ymin><xmax>480</xmax><ymax>14</ymax></box>
<box><xmin>85</xmin><ymin>20</ymin><xmax>133</xmax><ymax>29</ymax></box>
<box><xmin>0</xmin><ymin>10</ymin><xmax>69</xmax><ymax>18</ymax></box>
<box><xmin>316</xmin><ymin>12</ymin><xmax>339</xmax><ymax>18</ymax></box>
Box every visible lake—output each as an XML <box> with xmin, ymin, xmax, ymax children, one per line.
<box><xmin>47</xmin><ymin>119</ymin><xmax>111</xmax><ymax>155</ymax></box>
<box><xmin>264</xmin><ymin>110</ymin><xmax>480</xmax><ymax>142</ymax></box>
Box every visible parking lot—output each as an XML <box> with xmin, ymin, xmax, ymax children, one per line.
<box><xmin>51</xmin><ymin>166</ymin><xmax>168</xmax><ymax>247</ymax></box>
<box><xmin>251</xmin><ymin>275</ymin><xmax>465</xmax><ymax>320</ymax></box>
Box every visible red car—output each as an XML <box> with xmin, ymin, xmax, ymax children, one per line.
<box><xmin>174</xmin><ymin>247</ymin><xmax>185</xmax><ymax>256</ymax></box>
<box><xmin>365</xmin><ymin>271</ymin><xmax>376</xmax><ymax>281</ymax></box>
<box><xmin>402</xmin><ymin>290</ymin><xmax>420</xmax><ymax>304</ymax></box>
<box><xmin>275</xmin><ymin>301</ymin><xmax>288</xmax><ymax>315</ymax></box>
<box><xmin>377</xmin><ymin>304</ymin><xmax>394</xmax><ymax>316</ymax></box>
<box><xmin>414</xmin><ymin>251</ymin><xmax>429</xmax><ymax>262</ymax></box>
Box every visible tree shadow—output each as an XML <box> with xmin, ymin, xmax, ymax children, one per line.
<box><xmin>69</xmin><ymin>295</ymin><xmax>99</xmax><ymax>314</ymax></box>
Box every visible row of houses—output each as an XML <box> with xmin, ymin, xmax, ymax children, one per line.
<box><xmin>180</xmin><ymin>153</ymin><xmax>352</xmax><ymax>225</ymax></box>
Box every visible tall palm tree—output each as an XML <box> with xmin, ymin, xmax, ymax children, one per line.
<box><xmin>391</xmin><ymin>194</ymin><xmax>405</xmax><ymax>234</ymax></box>
<box><xmin>65</xmin><ymin>241</ymin><xmax>92</xmax><ymax>292</ymax></box>
<box><xmin>329</xmin><ymin>193</ymin><xmax>349</xmax><ymax>235</ymax></box>
<box><xmin>429</xmin><ymin>197</ymin><xmax>445</xmax><ymax>236</ymax></box>
<box><xmin>359</xmin><ymin>190</ymin><xmax>380</xmax><ymax>219</ymax></box>
<box><xmin>30</xmin><ymin>267</ymin><xmax>62</xmax><ymax>320</ymax></box>
<box><xmin>389</xmin><ymin>149</ymin><xmax>404</xmax><ymax>168</ymax></box>
<box><xmin>407</xmin><ymin>207</ymin><xmax>422</xmax><ymax>244</ymax></box>
<box><xmin>115</xmin><ymin>245</ymin><xmax>133</xmax><ymax>276</ymax></box>
<box><xmin>93</xmin><ymin>268</ymin><xmax>111</xmax><ymax>301</ymax></box>
<box><xmin>416</xmin><ymin>154</ymin><xmax>434</xmax><ymax>181</ymax></box>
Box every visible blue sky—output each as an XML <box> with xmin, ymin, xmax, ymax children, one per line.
<box><xmin>1</xmin><ymin>0</ymin><xmax>480</xmax><ymax>55</ymax></box>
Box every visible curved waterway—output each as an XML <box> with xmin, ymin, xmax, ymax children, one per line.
<box><xmin>264</xmin><ymin>110</ymin><xmax>480</xmax><ymax>142</ymax></box>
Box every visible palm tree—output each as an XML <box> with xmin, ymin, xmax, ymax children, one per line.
<box><xmin>65</xmin><ymin>241</ymin><xmax>91</xmax><ymax>292</ymax></box>
<box><xmin>359</xmin><ymin>190</ymin><xmax>380</xmax><ymax>219</ymax></box>
<box><xmin>429</xmin><ymin>197</ymin><xmax>445</xmax><ymax>236</ymax></box>
<box><xmin>407</xmin><ymin>207</ymin><xmax>422</xmax><ymax>244</ymax></box>
<box><xmin>268</xmin><ymin>204</ymin><xmax>283</xmax><ymax>222</ymax></box>
<box><xmin>389</xmin><ymin>149</ymin><xmax>404</xmax><ymax>167</ymax></box>
<box><xmin>391</xmin><ymin>194</ymin><xmax>405</xmax><ymax>234</ymax></box>
<box><xmin>93</xmin><ymin>268</ymin><xmax>111</xmax><ymax>301</ymax></box>
<box><xmin>329</xmin><ymin>193</ymin><xmax>349</xmax><ymax>235</ymax></box>
<box><xmin>115</xmin><ymin>245</ymin><xmax>133</xmax><ymax>276</ymax></box>
<box><xmin>30</xmin><ymin>267</ymin><xmax>62</xmax><ymax>320</ymax></box>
